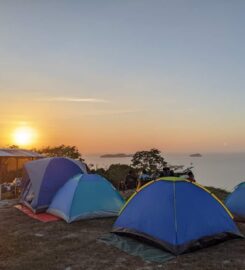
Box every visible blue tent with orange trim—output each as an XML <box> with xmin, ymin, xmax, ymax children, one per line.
<box><xmin>112</xmin><ymin>177</ymin><xmax>242</xmax><ymax>255</ymax></box>
<box><xmin>225</xmin><ymin>182</ymin><xmax>245</xmax><ymax>221</ymax></box>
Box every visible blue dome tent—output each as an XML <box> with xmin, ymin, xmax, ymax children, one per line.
<box><xmin>20</xmin><ymin>157</ymin><xmax>87</xmax><ymax>213</ymax></box>
<box><xmin>47</xmin><ymin>174</ymin><xmax>125</xmax><ymax>223</ymax></box>
<box><xmin>225</xmin><ymin>182</ymin><xmax>245</xmax><ymax>221</ymax></box>
<box><xmin>112</xmin><ymin>177</ymin><xmax>242</xmax><ymax>255</ymax></box>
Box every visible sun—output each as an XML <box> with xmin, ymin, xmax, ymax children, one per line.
<box><xmin>12</xmin><ymin>127</ymin><xmax>36</xmax><ymax>147</ymax></box>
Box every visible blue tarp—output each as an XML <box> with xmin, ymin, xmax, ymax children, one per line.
<box><xmin>99</xmin><ymin>233</ymin><xmax>175</xmax><ymax>263</ymax></box>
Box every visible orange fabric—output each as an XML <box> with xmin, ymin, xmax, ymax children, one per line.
<box><xmin>14</xmin><ymin>204</ymin><xmax>60</xmax><ymax>222</ymax></box>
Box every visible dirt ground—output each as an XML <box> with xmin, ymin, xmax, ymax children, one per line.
<box><xmin>0</xmin><ymin>200</ymin><xmax>244</xmax><ymax>270</ymax></box>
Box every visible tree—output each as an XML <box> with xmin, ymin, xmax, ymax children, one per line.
<box><xmin>8</xmin><ymin>145</ymin><xmax>19</xmax><ymax>149</ymax></box>
<box><xmin>131</xmin><ymin>148</ymin><xmax>167</xmax><ymax>173</ymax></box>
<box><xmin>36</xmin><ymin>145</ymin><xmax>84</xmax><ymax>161</ymax></box>
<box><xmin>104</xmin><ymin>164</ymin><xmax>132</xmax><ymax>187</ymax></box>
<box><xmin>93</xmin><ymin>164</ymin><xmax>132</xmax><ymax>187</ymax></box>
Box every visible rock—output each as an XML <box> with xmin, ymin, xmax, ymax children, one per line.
<box><xmin>34</xmin><ymin>233</ymin><xmax>44</xmax><ymax>237</ymax></box>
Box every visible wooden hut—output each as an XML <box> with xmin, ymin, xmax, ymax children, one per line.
<box><xmin>0</xmin><ymin>148</ymin><xmax>43</xmax><ymax>183</ymax></box>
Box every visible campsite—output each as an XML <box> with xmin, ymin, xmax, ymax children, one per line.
<box><xmin>1</xmin><ymin>1</ymin><xmax>245</xmax><ymax>269</ymax></box>
<box><xmin>0</xmin><ymin>149</ymin><xmax>245</xmax><ymax>269</ymax></box>
<box><xmin>0</xmin><ymin>153</ymin><xmax>244</xmax><ymax>270</ymax></box>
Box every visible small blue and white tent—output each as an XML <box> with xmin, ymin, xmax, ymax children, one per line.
<box><xmin>225</xmin><ymin>182</ymin><xmax>245</xmax><ymax>221</ymax></box>
<box><xmin>47</xmin><ymin>174</ymin><xmax>125</xmax><ymax>223</ymax></box>
<box><xmin>113</xmin><ymin>177</ymin><xmax>242</xmax><ymax>255</ymax></box>
<box><xmin>20</xmin><ymin>157</ymin><xmax>87</xmax><ymax>213</ymax></box>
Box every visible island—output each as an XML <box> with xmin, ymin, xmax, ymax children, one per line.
<box><xmin>190</xmin><ymin>153</ymin><xmax>202</xmax><ymax>157</ymax></box>
<box><xmin>100</xmin><ymin>153</ymin><xmax>133</xmax><ymax>158</ymax></box>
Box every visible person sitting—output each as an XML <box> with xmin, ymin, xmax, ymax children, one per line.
<box><xmin>150</xmin><ymin>171</ymin><xmax>160</xmax><ymax>180</ymax></box>
<box><xmin>125</xmin><ymin>170</ymin><xmax>137</xmax><ymax>190</ymax></box>
<box><xmin>169</xmin><ymin>170</ymin><xmax>175</xmax><ymax>176</ymax></box>
<box><xmin>179</xmin><ymin>170</ymin><xmax>196</xmax><ymax>182</ymax></box>
<box><xmin>119</xmin><ymin>180</ymin><xmax>126</xmax><ymax>192</ymax></box>
<box><xmin>159</xmin><ymin>167</ymin><xmax>171</xmax><ymax>177</ymax></box>
<box><xmin>187</xmin><ymin>171</ymin><xmax>196</xmax><ymax>182</ymax></box>
<box><xmin>136</xmin><ymin>169</ymin><xmax>151</xmax><ymax>190</ymax></box>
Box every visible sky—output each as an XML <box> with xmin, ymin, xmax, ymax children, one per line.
<box><xmin>0</xmin><ymin>0</ymin><xmax>245</xmax><ymax>154</ymax></box>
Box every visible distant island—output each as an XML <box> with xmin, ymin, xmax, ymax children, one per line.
<box><xmin>190</xmin><ymin>153</ymin><xmax>202</xmax><ymax>157</ymax></box>
<box><xmin>100</xmin><ymin>153</ymin><xmax>133</xmax><ymax>158</ymax></box>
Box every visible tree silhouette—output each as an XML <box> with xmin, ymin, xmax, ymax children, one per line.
<box><xmin>131</xmin><ymin>148</ymin><xmax>167</xmax><ymax>173</ymax></box>
<box><xmin>35</xmin><ymin>145</ymin><xmax>84</xmax><ymax>161</ymax></box>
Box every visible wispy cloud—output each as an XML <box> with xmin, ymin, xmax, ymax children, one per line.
<box><xmin>38</xmin><ymin>97</ymin><xmax>109</xmax><ymax>103</ymax></box>
<box><xmin>83</xmin><ymin>109</ymin><xmax>142</xmax><ymax>116</ymax></box>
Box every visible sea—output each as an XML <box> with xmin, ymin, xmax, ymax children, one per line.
<box><xmin>83</xmin><ymin>153</ymin><xmax>245</xmax><ymax>191</ymax></box>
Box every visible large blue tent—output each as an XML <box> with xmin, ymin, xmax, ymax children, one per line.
<box><xmin>113</xmin><ymin>177</ymin><xmax>242</xmax><ymax>255</ymax></box>
<box><xmin>225</xmin><ymin>182</ymin><xmax>245</xmax><ymax>221</ymax></box>
<box><xmin>20</xmin><ymin>157</ymin><xmax>87</xmax><ymax>213</ymax></box>
<box><xmin>47</xmin><ymin>174</ymin><xmax>125</xmax><ymax>223</ymax></box>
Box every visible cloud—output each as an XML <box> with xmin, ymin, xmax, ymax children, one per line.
<box><xmin>82</xmin><ymin>109</ymin><xmax>142</xmax><ymax>116</ymax></box>
<box><xmin>39</xmin><ymin>97</ymin><xmax>109</xmax><ymax>103</ymax></box>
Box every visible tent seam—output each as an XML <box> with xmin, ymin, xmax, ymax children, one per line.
<box><xmin>68</xmin><ymin>174</ymin><xmax>82</xmax><ymax>220</ymax></box>
<box><xmin>173</xmin><ymin>181</ymin><xmax>178</xmax><ymax>245</ymax></box>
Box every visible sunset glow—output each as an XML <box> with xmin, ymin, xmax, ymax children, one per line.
<box><xmin>12</xmin><ymin>126</ymin><xmax>37</xmax><ymax>147</ymax></box>
<box><xmin>0</xmin><ymin>2</ymin><xmax>245</xmax><ymax>154</ymax></box>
